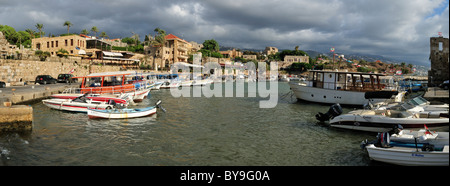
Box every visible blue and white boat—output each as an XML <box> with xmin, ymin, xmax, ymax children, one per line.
<box><xmin>88</xmin><ymin>100</ymin><xmax>163</xmax><ymax>119</ymax></box>
<box><xmin>361</xmin><ymin>129</ymin><xmax>449</xmax><ymax>166</ymax></box>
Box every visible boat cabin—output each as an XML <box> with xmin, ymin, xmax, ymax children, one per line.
<box><xmin>307</xmin><ymin>70</ymin><xmax>395</xmax><ymax>92</ymax></box>
<box><xmin>73</xmin><ymin>71</ymin><xmax>136</xmax><ymax>94</ymax></box>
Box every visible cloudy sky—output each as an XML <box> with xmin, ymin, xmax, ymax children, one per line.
<box><xmin>1</xmin><ymin>0</ymin><xmax>448</xmax><ymax>66</ymax></box>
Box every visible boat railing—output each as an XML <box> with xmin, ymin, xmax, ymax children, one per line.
<box><xmin>62</xmin><ymin>85</ymin><xmax>136</xmax><ymax>95</ymax></box>
<box><xmin>309</xmin><ymin>80</ymin><xmax>398</xmax><ymax>91</ymax></box>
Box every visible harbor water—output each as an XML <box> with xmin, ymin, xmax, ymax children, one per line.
<box><xmin>1</xmin><ymin>82</ymin><xmax>379</xmax><ymax>166</ymax></box>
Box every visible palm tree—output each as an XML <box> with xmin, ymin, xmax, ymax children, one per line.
<box><xmin>63</xmin><ymin>21</ymin><xmax>73</xmax><ymax>35</ymax></box>
<box><xmin>99</xmin><ymin>31</ymin><xmax>108</xmax><ymax>39</ymax></box>
<box><xmin>81</xmin><ymin>29</ymin><xmax>89</xmax><ymax>35</ymax></box>
<box><xmin>35</xmin><ymin>23</ymin><xmax>44</xmax><ymax>37</ymax></box>
<box><xmin>151</xmin><ymin>28</ymin><xmax>167</xmax><ymax>70</ymax></box>
<box><xmin>91</xmin><ymin>26</ymin><xmax>99</xmax><ymax>37</ymax></box>
<box><xmin>25</xmin><ymin>29</ymin><xmax>36</xmax><ymax>39</ymax></box>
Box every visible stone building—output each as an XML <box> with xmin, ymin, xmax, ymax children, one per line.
<box><xmin>219</xmin><ymin>48</ymin><xmax>243</xmax><ymax>59</ymax></box>
<box><xmin>31</xmin><ymin>35</ymin><xmax>87</xmax><ymax>56</ymax></box>
<box><xmin>243</xmin><ymin>55</ymin><xmax>257</xmax><ymax>60</ymax></box>
<box><xmin>284</xmin><ymin>55</ymin><xmax>309</xmax><ymax>63</ymax></box>
<box><xmin>264</xmin><ymin>46</ymin><xmax>278</xmax><ymax>56</ymax></box>
<box><xmin>145</xmin><ymin>34</ymin><xmax>196</xmax><ymax>70</ymax></box>
<box><xmin>428</xmin><ymin>36</ymin><xmax>449</xmax><ymax>86</ymax></box>
<box><xmin>0</xmin><ymin>31</ymin><xmax>33</xmax><ymax>60</ymax></box>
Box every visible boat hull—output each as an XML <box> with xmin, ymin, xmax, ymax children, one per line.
<box><xmin>365</xmin><ymin>144</ymin><xmax>449</xmax><ymax>166</ymax></box>
<box><xmin>330</xmin><ymin>114</ymin><xmax>449</xmax><ymax>132</ymax></box>
<box><xmin>51</xmin><ymin>93</ymin><xmax>129</xmax><ymax>105</ymax></box>
<box><xmin>88</xmin><ymin>106</ymin><xmax>157</xmax><ymax>119</ymax></box>
<box><xmin>133</xmin><ymin>89</ymin><xmax>151</xmax><ymax>102</ymax></box>
<box><xmin>43</xmin><ymin>99</ymin><xmax>112</xmax><ymax>113</ymax></box>
<box><xmin>289</xmin><ymin>83</ymin><xmax>403</xmax><ymax>106</ymax></box>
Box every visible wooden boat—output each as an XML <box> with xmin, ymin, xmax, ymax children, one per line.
<box><xmin>51</xmin><ymin>92</ymin><xmax>131</xmax><ymax>105</ymax></box>
<box><xmin>289</xmin><ymin>70</ymin><xmax>404</xmax><ymax>106</ymax></box>
<box><xmin>43</xmin><ymin>94</ymin><xmax>116</xmax><ymax>113</ymax></box>
<box><xmin>73</xmin><ymin>71</ymin><xmax>137</xmax><ymax>94</ymax></box>
<box><xmin>88</xmin><ymin>100</ymin><xmax>163</xmax><ymax>119</ymax></box>
<box><xmin>361</xmin><ymin>131</ymin><xmax>449</xmax><ymax>166</ymax></box>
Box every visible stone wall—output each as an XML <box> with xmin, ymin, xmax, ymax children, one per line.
<box><xmin>0</xmin><ymin>59</ymin><xmax>121</xmax><ymax>83</ymax></box>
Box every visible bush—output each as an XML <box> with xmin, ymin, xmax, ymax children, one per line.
<box><xmin>35</xmin><ymin>50</ymin><xmax>50</xmax><ymax>61</ymax></box>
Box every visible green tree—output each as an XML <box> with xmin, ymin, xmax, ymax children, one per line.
<box><xmin>25</xmin><ymin>29</ymin><xmax>36</xmax><ymax>39</ymax></box>
<box><xmin>35</xmin><ymin>50</ymin><xmax>51</xmax><ymax>61</ymax></box>
<box><xmin>63</xmin><ymin>21</ymin><xmax>73</xmax><ymax>35</ymax></box>
<box><xmin>35</xmin><ymin>23</ymin><xmax>44</xmax><ymax>37</ymax></box>
<box><xmin>81</xmin><ymin>29</ymin><xmax>89</xmax><ymax>35</ymax></box>
<box><xmin>99</xmin><ymin>31</ymin><xmax>108</xmax><ymax>39</ymax></box>
<box><xmin>90</xmin><ymin>26</ymin><xmax>99</xmax><ymax>37</ymax></box>
<box><xmin>151</xmin><ymin>28</ymin><xmax>167</xmax><ymax>57</ymax></box>
<box><xmin>202</xmin><ymin>39</ymin><xmax>219</xmax><ymax>52</ymax></box>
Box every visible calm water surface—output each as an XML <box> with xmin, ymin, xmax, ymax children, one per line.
<box><xmin>1</xmin><ymin>82</ymin><xmax>377</xmax><ymax>166</ymax></box>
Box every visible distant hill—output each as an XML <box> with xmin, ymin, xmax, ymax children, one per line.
<box><xmin>219</xmin><ymin>46</ymin><xmax>429</xmax><ymax>74</ymax></box>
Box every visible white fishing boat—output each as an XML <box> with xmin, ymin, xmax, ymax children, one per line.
<box><xmin>364</xmin><ymin>144</ymin><xmax>449</xmax><ymax>166</ymax></box>
<box><xmin>51</xmin><ymin>92</ymin><xmax>131</xmax><ymax>105</ymax></box>
<box><xmin>361</xmin><ymin>131</ymin><xmax>449</xmax><ymax>166</ymax></box>
<box><xmin>151</xmin><ymin>82</ymin><xmax>163</xmax><ymax>90</ymax></box>
<box><xmin>43</xmin><ymin>94</ymin><xmax>117</xmax><ymax>113</ymax></box>
<box><xmin>88</xmin><ymin>100</ymin><xmax>163</xmax><ymax>119</ymax></box>
<box><xmin>289</xmin><ymin>70</ymin><xmax>404</xmax><ymax>106</ymax></box>
<box><xmin>160</xmin><ymin>80</ymin><xmax>181</xmax><ymax>89</ymax></box>
<box><xmin>181</xmin><ymin>80</ymin><xmax>193</xmax><ymax>87</ymax></box>
<box><xmin>132</xmin><ymin>88</ymin><xmax>151</xmax><ymax>102</ymax></box>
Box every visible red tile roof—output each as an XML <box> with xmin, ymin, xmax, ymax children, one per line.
<box><xmin>165</xmin><ymin>34</ymin><xmax>181</xmax><ymax>40</ymax></box>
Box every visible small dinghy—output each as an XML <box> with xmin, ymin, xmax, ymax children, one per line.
<box><xmin>361</xmin><ymin>130</ymin><xmax>449</xmax><ymax>166</ymax></box>
<box><xmin>88</xmin><ymin>100</ymin><xmax>164</xmax><ymax>119</ymax></box>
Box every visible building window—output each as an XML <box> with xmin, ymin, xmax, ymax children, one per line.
<box><xmin>47</xmin><ymin>42</ymin><xmax>49</xmax><ymax>48</ymax></box>
<box><xmin>56</xmin><ymin>41</ymin><xmax>58</xmax><ymax>47</ymax></box>
<box><xmin>71</xmin><ymin>39</ymin><xmax>73</xmax><ymax>46</ymax></box>
<box><xmin>65</xmin><ymin>39</ymin><xmax>68</xmax><ymax>46</ymax></box>
<box><xmin>36</xmin><ymin>43</ymin><xmax>41</xmax><ymax>50</ymax></box>
<box><xmin>70</xmin><ymin>50</ymin><xmax>73</xmax><ymax>54</ymax></box>
<box><xmin>439</xmin><ymin>42</ymin><xmax>443</xmax><ymax>51</ymax></box>
<box><xmin>51</xmin><ymin>41</ymin><xmax>54</xmax><ymax>48</ymax></box>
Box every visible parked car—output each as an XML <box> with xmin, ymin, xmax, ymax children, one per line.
<box><xmin>35</xmin><ymin>75</ymin><xmax>57</xmax><ymax>85</ymax></box>
<box><xmin>0</xmin><ymin>81</ymin><xmax>5</xmax><ymax>88</ymax></box>
<box><xmin>57</xmin><ymin>74</ymin><xmax>77</xmax><ymax>83</ymax></box>
<box><xmin>439</xmin><ymin>80</ymin><xmax>449</xmax><ymax>90</ymax></box>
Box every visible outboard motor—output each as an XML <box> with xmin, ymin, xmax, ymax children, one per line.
<box><xmin>376</xmin><ymin>132</ymin><xmax>391</xmax><ymax>148</ymax></box>
<box><xmin>315</xmin><ymin>103</ymin><xmax>343</xmax><ymax>122</ymax></box>
<box><xmin>155</xmin><ymin>100</ymin><xmax>166</xmax><ymax>113</ymax></box>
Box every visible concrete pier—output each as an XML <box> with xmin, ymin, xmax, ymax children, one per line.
<box><xmin>0</xmin><ymin>83</ymin><xmax>79</xmax><ymax>132</ymax></box>
<box><xmin>0</xmin><ymin>105</ymin><xmax>33</xmax><ymax>132</ymax></box>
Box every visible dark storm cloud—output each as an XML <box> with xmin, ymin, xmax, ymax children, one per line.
<box><xmin>1</xmin><ymin>0</ymin><xmax>448</xmax><ymax>66</ymax></box>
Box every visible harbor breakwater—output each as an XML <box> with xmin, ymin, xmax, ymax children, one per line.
<box><xmin>0</xmin><ymin>58</ymin><xmax>120</xmax><ymax>132</ymax></box>
<box><xmin>0</xmin><ymin>84</ymin><xmax>79</xmax><ymax>132</ymax></box>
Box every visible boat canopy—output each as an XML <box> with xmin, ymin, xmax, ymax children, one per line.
<box><xmin>73</xmin><ymin>71</ymin><xmax>135</xmax><ymax>78</ymax></box>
